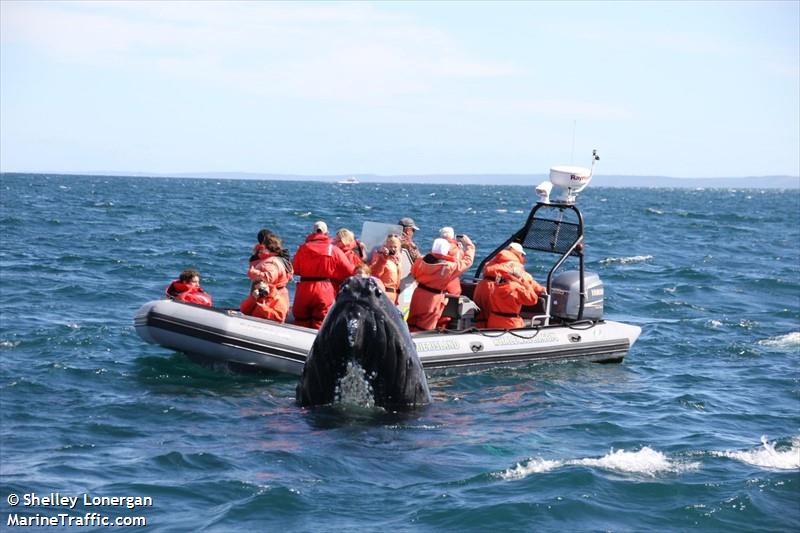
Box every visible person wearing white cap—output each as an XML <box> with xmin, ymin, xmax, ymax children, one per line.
<box><xmin>398</xmin><ymin>217</ymin><xmax>421</xmax><ymax>262</ymax></box>
<box><xmin>407</xmin><ymin>234</ymin><xmax>475</xmax><ymax>332</ymax></box>
<box><xmin>291</xmin><ymin>220</ymin><xmax>356</xmax><ymax>329</ymax></box>
<box><xmin>483</xmin><ymin>242</ymin><xmax>547</xmax><ymax>330</ymax></box>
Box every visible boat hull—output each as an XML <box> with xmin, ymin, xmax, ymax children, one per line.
<box><xmin>134</xmin><ymin>300</ymin><xmax>641</xmax><ymax>375</ymax></box>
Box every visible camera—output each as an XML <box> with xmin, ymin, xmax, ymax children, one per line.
<box><xmin>387</xmin><ymin>249</ymin><xmax>396</xmax><ymax>256</ymax></box>
<box><xmin>257</xmin><ymin>287</ymin><xmax>269</xmax><ymax>298</ymax></box>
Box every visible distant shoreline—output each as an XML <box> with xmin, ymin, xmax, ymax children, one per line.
<box><xmin>1</xmin><ymin>171</ymin><xmax>798</xmax><ymax>189</ymax></box>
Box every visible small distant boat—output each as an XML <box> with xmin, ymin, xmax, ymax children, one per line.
<box><xmin>337</xmin><ymin>176</ymin><xmax>359</xmax><ymax>184</ymax></box>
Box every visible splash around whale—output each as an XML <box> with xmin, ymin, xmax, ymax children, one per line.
<box><xmin>296</xmin><ymin>276</ymin><xmax>431</xmax><ymax>410</ymax></box>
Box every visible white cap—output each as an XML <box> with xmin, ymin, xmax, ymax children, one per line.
<box><xmin>431</xmin><ymin>238</ymin><xmax>451</xmax><ymax>256</ymax></box>
<box><xmin>508</xmin><ymin>242</ymin><xmax>526</xmax><ymax>256</ymax></box>
<box><xmin>313</xmin><ymin>220</ymin><xmax>328</xmax><ymax>234</ymax></box>
<box><xmin>439</xmin><ymin>226</ymin><xmax>455</xmax><ymax>239</ymax></box>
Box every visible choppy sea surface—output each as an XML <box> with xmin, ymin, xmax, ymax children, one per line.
<box><xmin>1</xmin><ymin>174</ymin><xmax>798</xmax><ymax>532</ymax></box>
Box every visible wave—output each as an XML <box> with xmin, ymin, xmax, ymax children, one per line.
<box><xmin>498</xmin><ymin>446</ymin><xmax>698</xmax><ymax>480</ymax></box>
<box><xmin>599</xmin><ymin>255</ymin><xmax>654</xmax><ymax>265</ymax></box>
<box><xmin>713</xmin><ymin>436</ymin><xmax>800</xmax><ymax>470</ymax></box>
<box><xmin>646</xmin><ymin>207</ymin><xmax>664</xmax><ymax>215</ymax></box>
<box><xmin>758</xmin><ymin>332</ymin><xmax>800</xmax><ymax>348</ymax></box>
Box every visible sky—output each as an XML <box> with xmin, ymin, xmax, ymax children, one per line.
<box><xmin>1</xmin><ymin>1</ymin><xmax>798</xmax><ymax>178</ymax></box>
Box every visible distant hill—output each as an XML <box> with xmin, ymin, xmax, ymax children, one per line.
<box><xmin>2</xmin><ymin>171</ymin><xmax>798</xmax><ymax>188</ymax></box>
<box><xmin>169</xmin><ymin>172</ymin><xmax>800</xmax><ymax>189</ymax></box>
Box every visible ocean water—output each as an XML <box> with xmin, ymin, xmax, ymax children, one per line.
<box><xmin>1</xmin><ymin>174</ymin><xmax>798</xmax><ymax>532</ymax></box>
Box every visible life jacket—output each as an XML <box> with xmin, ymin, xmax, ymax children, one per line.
<box><xmin>165</xmin><ymin>281</ymin><xmax>213</xmax><ymax>307</ymax></box>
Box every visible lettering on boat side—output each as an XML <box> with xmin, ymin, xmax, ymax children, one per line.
<box><xmin>492</xmin><ymin>332</ymin><xmax>559</xmax><ymax>347</ymax></box>
<box><xmin>414</xmin><ymin>339</ymin><xmax>461</xmax><ymax>353</ymax></box>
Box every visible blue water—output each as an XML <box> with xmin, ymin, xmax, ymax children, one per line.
<box><xmin>1</xmin><ymin>174</ymin><xmax>798</xmax><ymax>532</ymax></box>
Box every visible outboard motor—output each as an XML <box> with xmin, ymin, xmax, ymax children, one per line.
<box><xmin>550</xmin><ymin>270</ymin><xmax>604</xmax><ymax>321</ymax></box>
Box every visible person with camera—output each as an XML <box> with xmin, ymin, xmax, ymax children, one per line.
<box><xmin>239</xmin><ymin>279</ymin><xmax>289</xmax><ymax>323</ymax></box>
<box><xmin>248</xmin><ymin>232</ymin><xmax>293</xmax><ymax>316</ymax></box>
<box><xmin>398</xmin><ymin>217</ymin><xmax>421</xmax><ymax>262</ymax></box>
<box><xmin>407</xmin><ymin>235</ymin><xmax>475</xmax><ymax>332</ymax></box>
<box><xmin>369</xmin><ymin>235</ymin><xmax>402</xmax><ymax>304</ymax></box>
<box><xmin>165</xmin><ymin>269</ymin><xmax>213</xmax><ymax>307</ymax></box>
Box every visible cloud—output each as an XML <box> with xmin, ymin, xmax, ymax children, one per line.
<box><xmin>1</xmin><ymin>1</ymin><xmax>517</xmax><ymax>102</ymax></box>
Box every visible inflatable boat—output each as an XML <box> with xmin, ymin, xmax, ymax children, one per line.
<box><xmin>135</xmin><ymin>152</ymin><xmax>642</xmax><ymax>375</ymax></box>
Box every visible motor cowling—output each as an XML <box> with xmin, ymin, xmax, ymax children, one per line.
<box><xmin>550</xmin><ymin>270</ymin><xmax>603</xmax><ymax>321</ymax></box>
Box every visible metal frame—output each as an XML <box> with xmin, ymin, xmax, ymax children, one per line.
<box><xmin>474</xmin><ymin>202</ymin><xmax>587</xmax><ymax>325</ymax></box>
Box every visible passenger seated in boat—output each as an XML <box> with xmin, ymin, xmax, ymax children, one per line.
<box><xmin>486</xmin><ymin>244</ymin><xmax>547</xmax><ymax>330</ymax></box>
<box><xmin>292</xmin><ymin>220</ymin><xmax>356</xmax><ymax>329</ymax></box>
<box><xmin>248</xmin><ymin>233</ymin><xmax>293</xmax><ymax>315</ymax></box>
<box><xmin>407</xmin><ymin>236</ymin><xmax>474</xmax><ymax>332</ymax></box>
<box><xmin>165</xmin><ymin>269</ymin><xmax>213</xmax><ymax>307</ymax></box>
<box><xmin>369</xmin><ymin>235</ymin><xmax>402</xmax><ymax>304</ymax></box>
<box><xmin>474</xmin><ymin>243</ymin><xmax>530</xmax><ymax>327</ymax></box>
<box><xmin>240</xmin><ymin>280</ymin><xmax>289</xmax><ymax>323</ymax></box>
<box><xmin>398</xmin><ymin>217</ymin><xmax>421</xmax><ymax>262</ymax></box>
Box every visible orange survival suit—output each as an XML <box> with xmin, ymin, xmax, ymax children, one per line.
<box><xmin>407</xmin><ymin>239</ymin><xmax>475</xmax><ymax>332</ymax></box>
<box><xmin>165</xmin><ymin>280</ymin><xmax>213</xmax><ymax>307</ymax></box>
<box><xmin>485</xmin><ymin>253</ymin><xmax>546</xmax><ymax>329</ymax></box>
<box><xmin>292</xmin><ymin>233</ymin><xmax>355</xmax><ymax>329</ymax></box>
<box><xmin>240</xmin><ymin>288</ymin><xmax>289</xmax><ymax>323</ymax></box>
<box><xmin>370</xmin><ymin>251</ymin><xmax>402</xmax><ymax>304</ymax></box>
<box><xmin>248</xmin><ymin>250</ymin><xmax>293</xmax><ymax>322</ymax></box>
<box><xmin>473</xmin><ymin>249</ymin><xmax>528</xmax><ymax>328</ymax></box>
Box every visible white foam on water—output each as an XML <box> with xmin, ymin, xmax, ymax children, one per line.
<box><xmin>646</xmin><ymin>207</ymin><xmax>664</xmax><ymax>215</ymax></box>
<box><xmin>573</xmin><ymin>447</ymin><xmax>697</xmax><ymax>476</ymax></box>
<box><xmin>498</xmin><ymin>458</ymin><xmax>563</xmax><ymax>480</ymax></box>
<box><xmin>498</xmin><ymin>447</ymin><xmax>697</xmax><ymax>481</ymax></box>
<box><xmin>495</xmin><ymin>209</ymin><xmax>508</xmax><ymax>213</ymax></box>
<box><xmin>714</xmin><ymin>436</ymin><xmax>800</xmax><ymax>470</ymax></box>
<box><xmin>334</xmin><ymin>361</ymin><xmax>375</xmax><ymax>408</ymax></box>
<box><xmin>758</xmin><ymin>332</ymin><xmax>800</xmax><ymax>348</ymax></box>
<box><xmin>0</xmin><ymin>340</ymin><xmax>20</xmax><ymax>348</ymax></box>
<box><xmin>600</xmin><ymin>255</ymin><xmax>654</xmax><ymax>265</ymax></box>
<box><xmin>706</xmin><ymin>319</ymin><xmax>723</xmax><ymax>329</ymax></box>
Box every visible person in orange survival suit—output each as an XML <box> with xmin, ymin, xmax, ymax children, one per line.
<box><xmin>292</xmin><ymin>220</ymin><xmax>356</xmax><ymax>329</ymax></box>
<box><xmin>165</xmin><ymin>269</ymin><xmax>213</xmax><ymax>307</ymax></box>
<box><xmin>473</xmin><ymin>243</ymin><xmax>530</xmax><ymax>328</ymax></box>
<box><xmin>248</xmin><ymin>233</ymin><xmax>293</xmax><ymax>320</ymax></box>
<box><xmin>486</xmin><ymin>244</ymin><xmax>547</xmax><ymax>329</ymax></box>
<box><xmin>369</xmin><ymin>234</ymin><xmax>402</xmax><ymax>305</ymax></box>
<box><xmin>239</xmin><ymin>279</ymin><xmax>289</xmax><ymax>322</ymax></box>
<box><xmin>436</xmin><ymin>226</ymin><xmax>465</xmax><ymax>328</ymax></box>
<box><xmin>407</xmin><ymin>236</ymin><xmax>475</xmax><ymax>332</ymax></box>
<box><xmin>332</xmin><ymin>228</ymin><xmax>366</xmax><ymax>294</ymax></box>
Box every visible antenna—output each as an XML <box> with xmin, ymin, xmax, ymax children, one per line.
<box><xmin>570</xmin><ymin>120</ymin><xmax>576</xmax><ymax>163</ymax></box>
